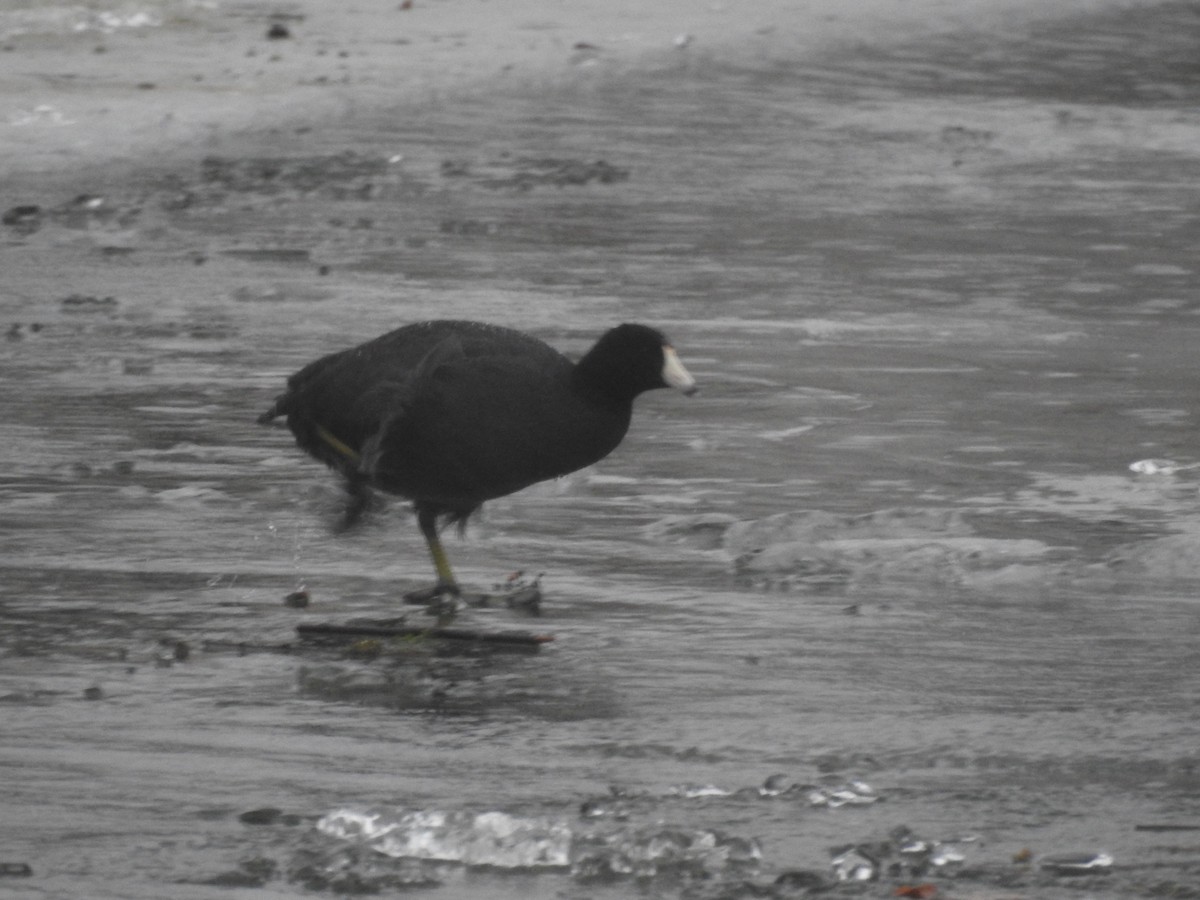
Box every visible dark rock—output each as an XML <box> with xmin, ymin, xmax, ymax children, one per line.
<box><xmin>2</xmin><ymin>204</ymin><xmax>42</xmax><ymax>235</ymax></box>
<box><xmin>773</xmin><ymin>868</ymin><xmax>828</xmax><ymax>890</ymax></box>
<box><xmin>240</xmin><ymin>807</ymin><xmax>284</xmax><ymax>826</ymax></box>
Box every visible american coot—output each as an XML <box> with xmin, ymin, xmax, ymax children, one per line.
<box><xmin>258</xmin><ymin>320</ymin><xmax>696</xmax><ymax>608</ymax></box>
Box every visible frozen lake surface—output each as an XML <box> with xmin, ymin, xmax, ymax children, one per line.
<box><xmin>2</xmin><ymin>3</ymin><xmax>1199</xmax><ymax>897</ymax></box>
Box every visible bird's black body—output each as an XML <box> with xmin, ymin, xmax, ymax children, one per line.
<box><xmin>258</xmin><ymin>320</ymin><xmax>695</xmax><ymax>599</ymax></box>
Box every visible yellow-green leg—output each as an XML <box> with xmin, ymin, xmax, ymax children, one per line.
<box><xmin>421</xmin><ymin>512</ymin><xmax>458</xmax><ymax>593</ymax></box>
<box><xmin>409</xmin><ymin>508</ymin><xmax>460</xmax><ymax>621</ymax></box>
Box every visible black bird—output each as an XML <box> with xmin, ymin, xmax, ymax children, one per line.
<box><xmin>258</xmin><ymin>320</ymin><xmax>697</xmax><ymax>607</ymax></box>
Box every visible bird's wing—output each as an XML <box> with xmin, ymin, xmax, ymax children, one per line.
<box><xmin>260</xmin><ymin>322</ymin><xmax>574</xmax><ymax>482</ymax></box>
<box><xmin>367</xmin><ymin>353</ymin><xmax>619</xmax><ymax>502</ymax></box>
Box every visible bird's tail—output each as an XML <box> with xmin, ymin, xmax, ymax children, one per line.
<box><xmin>256</xmin><ymin>395</ymin><xmax>286</xmax><ymax>425</ymax></box>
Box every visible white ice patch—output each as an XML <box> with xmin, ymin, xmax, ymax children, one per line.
<box><xmin>317</xmin><ymin>808</ymin><xmax>572</xmax><ymax>869</ymax></box>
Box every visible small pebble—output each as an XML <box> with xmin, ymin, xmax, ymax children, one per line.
<box><xmin>284</xmin><ymin>587</ymin><xmax>310</xmax><ymax>608</ymax></box>
<box><xmin>759</xmin><ymin>773</ymin><xmax>792</xmax><ymax>796</ymax></box>
<box><xmin>2</xmin><ymin>204</ymin><xmax>41</xmax><ymax>225</ymax></box>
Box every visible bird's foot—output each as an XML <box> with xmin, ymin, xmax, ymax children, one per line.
<box><xmin>402</xmin><ymin>583</ymin><xmax>461</xmax><ymax>622</ymax></box>
<box><xmin>403</xmin><ymin>572</ymin><xmax>543</xmax><ymax>619</ymax></box>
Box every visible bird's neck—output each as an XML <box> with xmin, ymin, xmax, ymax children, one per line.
<box><xmin>572</xmin><ymin>352</ymin><xmax>639</xmax><ymax>409</ymax></box>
